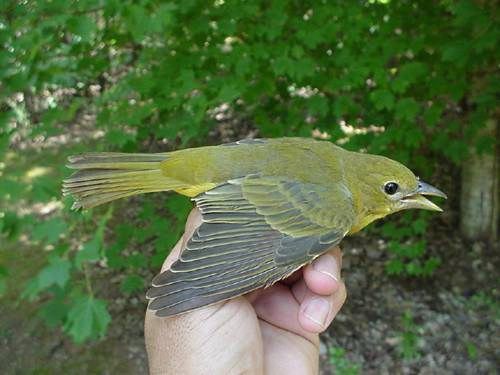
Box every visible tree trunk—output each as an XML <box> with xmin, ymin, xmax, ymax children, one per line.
<box><xmin>460</xmin><ymin>119</ymin><xmax>498</xmax><ymax>244</ymax></box>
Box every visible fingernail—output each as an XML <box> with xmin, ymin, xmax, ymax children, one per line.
<box><xmin>303</xmin><ymin>297</ymin><xmax>330</xmax><ymax>328</ymax></box>
<box><xmin>312</xmin><ymin>254</ymin><xmax>339</xmax><ymax>281</ymax></box>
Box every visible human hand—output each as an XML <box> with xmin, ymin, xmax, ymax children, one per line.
<box><xmin>145</xmin><ymin>209</ymin><xmax>347</xmax><ymax>374</ymax></box>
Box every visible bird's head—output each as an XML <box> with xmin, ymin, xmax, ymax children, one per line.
<box><xmin>345</xmin><ymin>152</ymin><xmax>447</xmax><ymax>233</ymax></box>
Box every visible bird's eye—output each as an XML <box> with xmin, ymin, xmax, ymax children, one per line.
<box><xmin>384</xmin><ymin>182</ymin><xmax>399</xmax><ymax>195</ymax></box>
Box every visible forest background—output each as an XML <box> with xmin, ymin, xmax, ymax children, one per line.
<box><xmin>1</xmin><ymin>1</ymin><xmax>498</xmax><ymax>373</ymax></box>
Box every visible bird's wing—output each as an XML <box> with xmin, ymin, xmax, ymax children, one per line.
<box><xmin>147</xmin><ymin>175</ymin><xmax>354</xmax><ymax>316</ymax></box>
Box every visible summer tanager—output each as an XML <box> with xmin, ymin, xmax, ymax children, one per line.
<box><xmin>63</xmin><ymin>137</ymin><xmax>446</xmax><ymax>316</ymax></box>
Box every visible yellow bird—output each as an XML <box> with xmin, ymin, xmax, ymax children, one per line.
<box><xmin>63</xmin><ymin>137</ymin><xmax>446</xmax><ymax>316</ymax></box>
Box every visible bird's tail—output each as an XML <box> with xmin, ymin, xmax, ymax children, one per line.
<box><xmin>62</xmin><ymin>152</ymin><xmax>183</xmax><ymax>210</ymax></box>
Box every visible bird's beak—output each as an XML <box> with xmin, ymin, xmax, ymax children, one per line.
<box><xmin>401</xmin><ymin>181</ymin><xmax>447</xmax><ymax>212</ymax></box>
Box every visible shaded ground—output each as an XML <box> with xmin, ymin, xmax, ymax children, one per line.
<box><xmin>320</xmin><ymin>232</ymin><xmax>499</xmax><ymax>374</ymax></box>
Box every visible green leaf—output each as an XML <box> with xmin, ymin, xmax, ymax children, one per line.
<box><xmin>165</xmin><ymin>195</ymin><xmax>192</xmax><ymax>222</ymax></box>
<box><xmin>442</xmin><ymin>41</ymin><xmax>469</xmax><ymax>67</ymax></box>
<box><xmin>393</xmin><ymin>62</ymin><xmax>428</xmax><ymax>94</ymax></box>
<box><xmin>0</xmin><ymin>211</ymin><xmax>23</xmax><ymax>240</ymax></box>
<box><xmin>105</xmin><ymin>128</ymin><xmax>136</xmax><ymax>147</ymax></box>
<box><xmin>40</xmin><ymin>98</ymin><xmax>84</xmax><ymax>129</ymax></box>
<box><xmin>369</xmin><ymin>89</ymin><xmax>395</xmax><ymax>110</ymax></box>
<box><xmin>422</xmin><ymin>257</ymin><xmax>441</xmax><ymax>276</ymax></box>
<box><xmin>217</xmin><ymin>84</ymin><xmax>240</xmax><ymax>103</ymax></box>
<box><xmin>74</xmin><ymin>208</ymin><xmax>112</xmax><ymax>269</ymax></box>
<box><xmin>0</xmin><ymin>178</ymin><xmax>25</xmax><ymax>201</ymax></box>
<box><xmin>395</xmin><ymin>98</ymin><xmax>420</xmax><ymax>122</ymax></box>
<box><xmin>176</xmin><ymin>69</ymin><xmax>197</xmax><ymax>95</ymax></box>
<box><xmin>297</xmin><ymin>28</ymin><xmax>325</xmax><ymax>49</ymax></box>
<box><xmin>155</xmin><ymin>3</ymin><xmax>177</xmax><ymax>31</ymax></box>
<box><xmin>104</xmin><ymin>243</ymin><xmax>127</xmax><ymax>269</ymax></box>
<box><xmin>272</xmin><ymin>55</ymin><xmax>294</xmax><ymax>76</ymax></box>
<box><xmin>67</xmin><ymin>16</ymin><xmax>96</xmax><ymax>42</ymax></box>
<box><xmin>0</xmin><ymin>265</ymin><xmax>7</xmax><ymax>297</ymax></box>
<box><xmin>466</xmin><ymin>342</ymin><xmax>478</xmax><ymax>360</ymax></box>
<box><xmin>411</xmin><ymin>218</ymin><xmax>427</xmax><ymax>235</ymax></box>
<box><xmin>309</xmin><ymin>95</ymin><xmax>329</xmax><ymax>117</ymax></box>
<box><xmin>31</xmin><ymin>217</ymin><xmax>68</xmax><ymax>244</ymax></box>
<box><xmin>74</xmin><ymin>237</ymin><xmax>101</xmax><ymax>270</ymax></box>
<box><xmin>125</xmin><ymin>4</ymin><xmax>150</xmax><ymax>43</ymax></box>
<box><xmin>152</xmin><ymin>232</ymin><xmax>179</xmax><ymax>267</ymax></box>
<box><xmin>21</xmin><ymin>256</ymin><xmax>71</xmax><ymax>300</ymax></box>
<box><xmin>38</xmin><ymin>294</ymin><xmax>69</xmax><ymax>328</ymax></box>
<box><xmin>385</xmin><ymin>259</ymin><xmax>404</xmax><ymax>275</ymax></box>
<box><xmin>21</xmin><ymin>278</ymin><xmax>40</xmax><ymax>301</ymax></box>
<box><xmin>475</xmin><ymin>135</ymin><xmax>495</xmax><ymax>155</ymax></box>
<box><xmin>443</xmin><ymin>139</ymin><xmax>468</xmax><ymax>164</ymax></box>
<box><xmin>405</xmin><ymin>261</ymin><xmax>423</xmax><ymax>276</ymax></box>
<box><xmin>423</xmin><ymin>103</ymin><xmax>443</xmax><ymax>127</ymax></box>
<box><xmin>291</xmin><ymin>58</ymin><xmax>315</xmax><ymax>80</ymax></box>
<box><xmin>126</xmin><ymin>252</ymin><xmax>147</xmax><ymax>269</ymax></box>
<box><xmin>38</xmin><ymin>256</ymin><xmax>71</xmax><ymax>289</ymax></box>
<box><xmin>333</xmin><ymin>96</ymin><xmax>355</xmax><ymax>118</ymax></box>
<box><xmin>64</xmin><ymin>294</ymin><xmax>111</xmax><ymax>343</ymax></box>
<box><xmin>31</xmin><ymin>175</ymin><xmax>60</xmax><ymax>202</ymax></box>
<box><xmin>120</xmin><ymin>274</ymin><xmax>144</xmax><ymax>294</ymax></box>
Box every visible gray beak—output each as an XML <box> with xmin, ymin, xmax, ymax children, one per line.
<box><xmin>416</xmin><ymin>181</ymin><xmax>447</xmax><ymax>199</ymax></box>
<box><xmin>401</xmin><ymin>181</ymin><xmax>447</xmax><ymax>212</ymax></box>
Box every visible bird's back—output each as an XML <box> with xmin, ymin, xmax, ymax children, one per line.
<box><xmin>161</xmin><ymin>137</ymin><xmax>347</xmax><ymax>197</ymax></box>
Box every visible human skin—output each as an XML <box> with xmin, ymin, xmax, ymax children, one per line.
<box><xmin>145</xmin><ymin>209</ymin><xmax>347</xmax><ymax>374</ymax></box>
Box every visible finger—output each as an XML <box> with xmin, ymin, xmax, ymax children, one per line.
<box><xmin>297</xmin><ymin>281</ymin><xmax>347</xmax><ymax>334</ymax></box>
<box><xmin>251</xmin><ymin>283</ymin><xmax>317</xmax><ymax>343</ymax></box>
<box><xmin>291</xmin><ymin>248</ymin><xmax>346</xmax><ymax>333</ymax></box>
<box><xmin>301</xmin><ymin>247</ymin><xmax>342</xmax><ymax>296</ymax></box>
<box><xmin>245</xmin><ymin>289</ymin><xmax>263</xmax><ymax>304</ymax></box>
<box><xmin>161</xmin><ymin>208</ymin><xmax>202</xmax><ymax>272</ymax></box>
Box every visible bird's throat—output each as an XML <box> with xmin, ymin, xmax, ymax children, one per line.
<box><xmin>348</xmin><ymin>212</ymin><xmax>387</xmax><ymax>234</ymax></box>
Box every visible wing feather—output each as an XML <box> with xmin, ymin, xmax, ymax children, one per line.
<box><xmin>146</xmin><ymin>175</ymin><xmax>353</xmax><ymax>316</ymax></box>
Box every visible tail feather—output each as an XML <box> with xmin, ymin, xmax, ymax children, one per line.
<box><xmin>63</xmin><ymin>169</ymin><xmax>163</xmax><ymax>184</ymax></box>
<box><xmin>66</xmin><ymin>152</ymin><xmax>169</xmax><ymax>169</ymax></box>
<box><xmin>63</xmin><ymin>152</ymin><xmax>183</xmax><ymax>209</ymax></box>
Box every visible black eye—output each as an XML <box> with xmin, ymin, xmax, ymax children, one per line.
<box><xmin>384</xmin><ymin>182</ymin><xmax>399</xmax><ymax>195</ymax></box>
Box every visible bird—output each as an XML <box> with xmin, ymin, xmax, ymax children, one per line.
<box><xmin>62</xmin><ymin>137</ymin><xmax>446</xmax><ymax>317</ymax></box>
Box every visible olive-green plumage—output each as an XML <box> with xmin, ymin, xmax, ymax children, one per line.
<box><xmin>63</xmin><ymin>137</ymin><xmax>446</xmax><ymax>316</ymax></box>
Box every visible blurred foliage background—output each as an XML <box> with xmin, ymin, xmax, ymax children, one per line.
<box><xmin>1</xmin><ymin>0</ymin><xmax>498</xmax><ymax>373</ymax></box>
